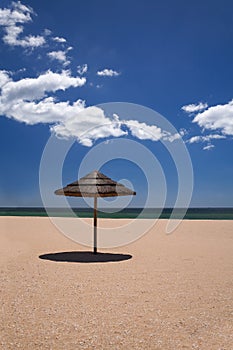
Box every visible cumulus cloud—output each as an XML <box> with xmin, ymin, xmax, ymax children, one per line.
<box><xmin>0</xmin><ymin>1</ymin><xmax>32</xmax><ymax>26</ymax></box>
<box><xmin>51</xmin><ymin>107</ymin><xmax>127</xmax><ymax>147</ymax></box>
<box><xmin>192</xmin><ymin>100</ymin><xmax>233</xmax><ymax>136</ymax></box>
<box><xmin>97</xmin><ymin>69</ymin><xmax>120</xmax><ymax>77</ymax></box>
<box><xmin>182</xmin><ymin>99</ymin><xmax>233</xmax><ymax>149</ymax></box>
<box><xmin>0</xmin><ymin>69</ymin><xmax>86</xmax><ymax>125</ymax></box>
<box><xmin>182</xmin><ymin>102</ymin><xmax>208</xmax><ymax>113</ymax></box>
<box><xmin>0</xmin><ymin>69</ymin><xmax>186</xmax><ymax>147</ymax></box>
<box><xmin>1</xmin><ymin>3</ymin><xmax>149</xmax><ymax>147</ymax></box>
<box><xmin>0</xmin><ymin>70</ymin><xmax>128</xmax><ymax>146</ymax></box>
<box><xmin>52</xmin><ymin>36</ymin><xmax>66</xmax><ymax>43</ymax></box>
<box><xmin>0</xmin><ymin>70</ymin><xmax>85</xmax><ymax>104</ymax></box>
<box><xmin>47</xmin><ymin>50</ymin><xmax>70</xmax><ymax>66</ymax></box>
<box><xmin>0</xmin><ymin>1</ymin><xmax>45</xmax><ymax>48</ymax></box>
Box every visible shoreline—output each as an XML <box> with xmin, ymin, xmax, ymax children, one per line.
<box><xmin>1</xmin><ymin>214</ymin><xmax>233</xmax><ymax>220</ymax></box>
<box><xmin>1</xmin><ymin>215</ymin><xmax>233</xmax><ymax>221</ymax></box>
<box><xmin>1</xmin><ymin>207</ymin><xmax>233</xmax><ymax>221</ymax></box>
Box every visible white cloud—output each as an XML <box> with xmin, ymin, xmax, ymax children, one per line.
<box><xmin>53</xmin><ymin>36</ymin><xmax>67</xmax><ymax>43</ymax></box>
<box><xmin>51</xmin><ymin>107</ymin><xmax>127</xmax><ymax>146</ymax></box>
<box><xmin>77</xmin><ymin>64</ymin><xmax>88</xmax><ymax>75</ymax></box>
<box><xmin>47</xmin><ymin>50</ymin><xmax>70</xmax><ymax>66</ymax></box>
<box><xmin>182</xmin><ymin>102</ymin><xmax>208</xmax><ymax>113</ymax></box>
<box><xmin>187</xmin><ymin>136</ymin><xmax>203</xmax><ymax>144</ymax></box>
<box><xmin>0</xmin><ymin>66</ymin><xmax>190</xmax><ymax>147</ymax></box>
<box><xmin>0</xmin><ymin>70</ymin><xmax>85</xmax><ymax>104</ymax></box>
<box><xmin>97</xmin><ymin>69</ymin><xmax>120</xmax><ymax>77</ymax></box>
<box><xmin>203</xmin><ymin>144</ymin><xmax>215</xmax><ymax>151</ymax></box>
<box><xmin>2</xmin><ymin>97</ymin><xmax>86</xmax><ymax>125</ymax></box>
<box><xmin>163</xmin><ymin>132</ymin><xmax>183</xmax><ymax>142</ymax></box>
<box><xmin>0</xmin><ymin>70</ymin><xmax>128</xmax><ymax>146</ymax></box>
<box><xmin>0</xmin><ymin>3</ymin><xmax>133</xmax><ymax>147</ymax></box>
<box><xmin>0</xmin><ymin>1</ymin><xmax>45</xmax><ymax>48</ymax></box>
<box><xmin>12</xmin><ymin>1</ymin><xmax>33</xmax><ymax>14</ymax></box>
<box><xmin>3</xmin><ymin>24</ymin><xmax>45</xmax><ymax>48</ymax></box>
<box><xmin>123</xmin><ymin>119</ymin><xmax>183</xmax><ymax>143</ymax></box>
<box><xmin>0</xmin><ymin>2</ymin><xmax>32</xmax><ymax>26</ymax></box>
<box><xmin>192</xmin><ymin>100</ymin><xmax>233</xmax><ymax>136</ymax></box>
<box><xmin>0</xmin><ymin>70</ymin><xmax>185</xmax><ymax>147</ymax></box>
<box><xmin>182</xmin><ymin>99</ymin><xmax>233</xmax><ymax>150</ymax></box>
<box><xmin>0</xmin><ymin>70</ymin><xmax>11</xmax><ymax>88</ymax></box>
<box><xmin>187</xmin><ymin>134</ymin><xmax>225</xmax><ymax>144</ymax></box>
<box><xmin>124</xmin><ymin>120</ymin><xmax>164</xmax><ymax>141</ymax></box>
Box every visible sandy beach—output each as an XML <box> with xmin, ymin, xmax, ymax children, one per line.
<box><xmin>0</xmin><ymin>217</ymin><xmax>232</xmax><ymax>350</ymax></box>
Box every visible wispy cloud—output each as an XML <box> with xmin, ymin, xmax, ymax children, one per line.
<box><xmin>203</xmin><ymin>144</ymin><xmax>215</xmax><ymax>151</ymax></box>
<box><xmin>43</xmin><ymin>28</ymin><xmax>52</xmax><ymax>36</ymax></box>
<box><xmin>187</xmin><ymin>134</ymin><xmax>225</xmax><ymax>144</ymax></box>
<box><xmin>123</xmin><ymin>119</ymin><xmax>183</xmax><ymax>143</ymax></box>
<box><xmin>47</xmin><ymin>50</ymin><xmax>70</xmax><ymax>66</ymax></box>
<box><xmin>0</xmin><ymin>1</ymin><xmax>45</xmax><ymax>48</ymax></box>
<box><xmin>77</xmin><ymin>64</ymin><xmax>88</xmax><ymax>75</ymax></box>
<box><xmin>124</xmin><ymin>120</ymin><xmax>164</xmax><ymax>141</ymax></box>
<box><xmin>181</xmin><ymin>102</ymin><xmax>208</xmax><ymax>113</ymax></box>
<box><xmin>97</xmin><ymin>69</ymin><xmax>120</xmax><ymax>77</ymax></box>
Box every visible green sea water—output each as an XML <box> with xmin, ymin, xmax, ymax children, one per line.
<box><xmin>1</xmin><ymin>207</ymin><xmax>233</xmax><ymax>220</ymax></box>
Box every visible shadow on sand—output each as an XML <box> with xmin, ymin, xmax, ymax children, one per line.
<box><xmin>39</xmin><ymin>251</ymin><xmax>132</xmax><ymax>263</ymax></box>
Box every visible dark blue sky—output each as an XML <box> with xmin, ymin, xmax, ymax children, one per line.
<box><xmin>0</xmin><ymin>0</ymin><xmax>233</xmax><ymax>207</ymax></box>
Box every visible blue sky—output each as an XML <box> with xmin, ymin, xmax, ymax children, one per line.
<box><xmin>0</xmin><ymin>0</ymin><xmax>233</xmax><ymax>207</ymax></box>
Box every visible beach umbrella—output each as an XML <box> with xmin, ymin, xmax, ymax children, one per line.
<box><xmin>55</xmin><ymin>170</ymin><xmax>136</xmax><ymax>254</ymax></box>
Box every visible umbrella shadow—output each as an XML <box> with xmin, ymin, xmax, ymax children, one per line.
<box><xmin>39</xmin><ymin>251</ymin><xmax>132</xmax><ymax>263</ymax></box>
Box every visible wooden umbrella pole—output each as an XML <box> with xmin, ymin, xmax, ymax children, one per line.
<box><xmin>93</xmin><ymin>196</ymin><xmax>97</xmax><ymax>254</ymax></box>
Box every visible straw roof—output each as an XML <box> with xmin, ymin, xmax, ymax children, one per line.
<box><xmin>55</xmin><ymin>170</ymin><xmax>136</xmax><ymax>198</ymax></box>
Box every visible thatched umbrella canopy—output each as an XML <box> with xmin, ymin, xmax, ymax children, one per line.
<box><xmin>55</xmin><ymin>170</ymin><xmax>136</xmax><ymax>253</ymax></box>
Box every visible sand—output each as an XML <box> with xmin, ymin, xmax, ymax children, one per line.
<box><xmin>0</xmin><ymin>217</ymin><xmax>232</xmax><ymax>350</ymax></box>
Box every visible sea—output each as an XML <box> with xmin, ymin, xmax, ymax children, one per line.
<box><xmin>0</xmin><ymin>207</ymin><xmax>233</xmax><ymax>220</ymax></box>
